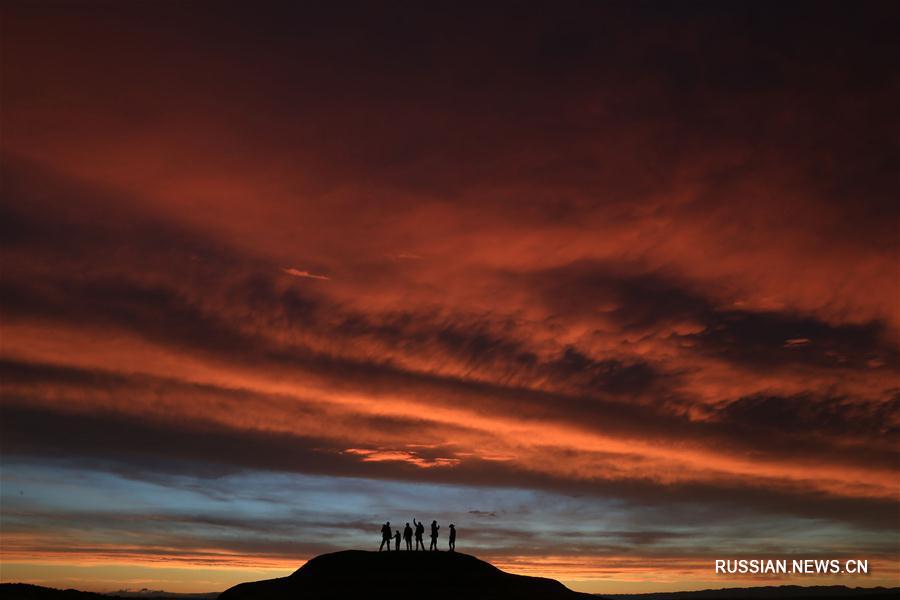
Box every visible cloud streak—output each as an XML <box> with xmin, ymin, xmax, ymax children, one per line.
<box><xmin>282</xmin><ymin>268</ymin><xmax>330</xmax><ymax>281</ymax></box>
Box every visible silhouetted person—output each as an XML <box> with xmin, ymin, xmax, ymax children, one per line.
<box><xmin>448</xmin><ymin>523</ymin><xmax>456</xmax><ymax>552</ymax></box>
<box><xmin>429</xmin><ymin>520</ymin><xmax>440</xmax><ymax>551</ymax></box>
<box><xmin>403</xmin><ymin>522</ymin><xmax>413</xmax><ymax>550</ymax></box>
<box><xmin>394</xmin><ymin>529</ymin><xmax>401</xmax><ymax>551</ymax></box>
<box><xmin>413</xmin><ymin>518</ymin><xmax>425</xmax><ymax>551</ymax></box>
<box><xmin>379</xmin><ymin>521</ymin><xmax>392</xmax><ymax>552</ymax></box>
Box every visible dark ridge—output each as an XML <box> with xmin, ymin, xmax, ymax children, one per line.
<box><xmin>0</xmin><ymin>584</ymin><xmax>111</xmax><ymax>600</ymax></box>
<box><xmin>217</xmin><ymin>550</ymin><xmax>596</xmax><ymax>599</ymax></box>
<box><xmin>605</xmin><ymin>585</ymin><xmax>900</xmax><ymax>600</ymax></box>
<box><xmin>0</xmin><ymin>584</ymin><xmax>218</xmax><ymax>599</ymax></box>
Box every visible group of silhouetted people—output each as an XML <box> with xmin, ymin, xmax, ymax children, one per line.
<box><xmin>379</xmin><ymin>519</ymin><xmax>456</xmax><ymax>552</ymax></box>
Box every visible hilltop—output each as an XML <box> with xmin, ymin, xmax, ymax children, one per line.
<box><xmin>218</xmin><ymin>550</ymin><xmax>595</xmax><ymax>599</ymax></box>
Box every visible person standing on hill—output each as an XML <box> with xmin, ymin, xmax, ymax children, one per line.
<box><xmin>394</xmin><ymin>529</ymin><xmax>401</xmax><ymax>551</ymax></box>
<box><xmin>413</xmin><ymin>518</ymin><xmax>425</xmax><ymax>551</ymax></box>
<box><xmin>403</xmin><ymin>522</ymin><xmax>413</xmax><ymax>551</ymax></box>
<box><xmin>429</xmin><ymin>520</ymin><xmax>440</xmax><ymax>551</ymax></box>
<box><xmin>448</xmin><ymin>524</ymin><xmax>456</xmax><ymax>552</ymax></box>
<box><xmin>379</xmin><ymin>521</ymin><xmax>392</xmax><ymax>551</ymax></box>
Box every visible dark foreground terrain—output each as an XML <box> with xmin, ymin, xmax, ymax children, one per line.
<box><xmin>607</xmin><ymin>587</ymin><xmax>900</xmax><ymax>600</ymax></box>
<box><xmin>1</xmin><ymin>554</ymin><xmax>896</xmax><ymax>600</ymax></box>
<box><xmin>0</xmin><ymin>585</ymin><xmax>215</xmax><ymax>600</ymax></box>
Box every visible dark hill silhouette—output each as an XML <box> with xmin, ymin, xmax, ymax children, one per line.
<box><xmin>217</xmin><ymin>550</ymin><xmax>596</xmax><ymax>599</ymax></box>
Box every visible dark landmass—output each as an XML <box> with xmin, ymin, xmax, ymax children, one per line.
<box><xmin>605</xmin><ymin>586</ymin><xmax>900</xmax><ymax>600</ymax></box>
<box><xmin>113</xmin><ymin>591</ymin><xmax>218</xmax><ymax>598</ymax></box>
<box><xmin>218</xmin><ymin>550</ymin><xmax>595</xmax><ymax>599</ymax></box>
<box><xmin>0</xmin><ymin>585</ymin><xmax>111</xmax><ymax>600</ymax></box>
<box><xmin>2</xmin><ymin>573</ymin><xmax>896</xmax><ymax>600</ymax></box>
<box><xmin>0</xmin><ymin>585</ymin><xmax>216</xmax><ymax>600</ymax></box>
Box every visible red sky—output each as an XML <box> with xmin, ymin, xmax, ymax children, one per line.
<box><xmin>1</xmin><ymin>0</ymin><xmax>898</xmax><ymax>594</ymax></box>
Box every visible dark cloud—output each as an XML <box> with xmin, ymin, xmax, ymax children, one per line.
<box><xmin>534</xmin><ymin>260</ymin><xmax>899</xmax><ymax>372</ymax></box>
<box><xmin>716</xmin><ymin>393</ymin><xmax>900</xmax><ymax>440</ymax></box>
<box><xmin>545</xmin><ymin>347</ymin><xmax>662</xmax><ymax>397</ymax></box>
<box><xmin>689</xmin><ymin>310</ymin><xmax>898</xmax><ymax>371</ymax></box>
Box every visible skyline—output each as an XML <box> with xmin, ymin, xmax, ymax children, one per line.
<box><xmin>1</xmin><ymin>0</ymin><xmax>898</xmax><ymax>595</ymax></box>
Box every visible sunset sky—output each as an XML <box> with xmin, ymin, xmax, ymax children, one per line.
<box><xmin>1</xmin><ymin>0</ymin><xmax>898</xmax><ymax>595</ymax></box>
